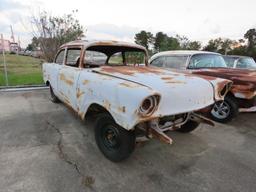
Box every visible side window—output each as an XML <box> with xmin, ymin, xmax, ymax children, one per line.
<box><xmin>236</xmin><ymin>59</ymin><xmax>247</xmax><ymax>69</ymax></box>
<box><xmin>66</xmin><ymin>48</ymin><xmax>81</xmax><ymax>67</ymax></box>
<box><xmin>55</xmin><ymin>50</ymin><xmax>65</xmax><ymax>64</ymax></box>
<box><xmin>109</xmin><ymin>52</ymin><xmax>123</xmax><ymax>65</ymax></box>
<box><xmin>165</xmin><ymin>56</ymin><xmax>188</xmax><ymax>69</ymax></box>
<box><xmin>84</xmin><ymin>51</ymin><xmax>107</xmax><ymax>66</ymax></box>
<box><xmin>151</xmin><ymin>57</ymin><xmax>165</xmax><ymax>67</ymax></box>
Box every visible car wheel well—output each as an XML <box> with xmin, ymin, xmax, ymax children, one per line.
<box><xmin>226</xmin><ymin>91</ymin><xmax>235</xmax><ymax>98</ymax></box>
<box><xmin>85</xmin><ymin>103</ymin><xmax>114</xmax><ymax>120</ymax></box>
<box><xmin>46</xmin><ymin>81</ymin><xmax>50</xmax><ymax>86</ymax></box>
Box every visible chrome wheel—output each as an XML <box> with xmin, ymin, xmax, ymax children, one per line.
<box><xmin>211</xmin><ymin>101</ymin><xmax>231</xmax><ymax>120</ymax></box>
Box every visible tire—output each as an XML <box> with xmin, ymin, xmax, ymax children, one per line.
<box><xmin>210</xmin><ymin>96</ymin><xmax>238</xmax><ymax>123</ymax></box>
<box><xmin>94</xmin><ymin>114</ymin><xmax>135</xmax><ymax>162</ymax></box>
<box><xmin>176</xmin><ymin>120</ymin><xmax>199</xmax><ymax>133</ymax></box>
<box><xmin>49</xmin><ymin>85</ymin><xmax>60</xmax><ymax>103</ymax></box>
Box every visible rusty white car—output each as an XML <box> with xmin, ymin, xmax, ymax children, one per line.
<box><xmin>150</xmin><ymin>51</ymin><xmax>256</xmax><ymax>123</ymax></box>
<box><xmin>43</xmin><ymin>40</ymin><xmax>231</xmax><ymax>162</ymax></box>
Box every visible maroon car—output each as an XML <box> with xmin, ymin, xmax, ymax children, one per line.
<box><xmin>150</xmin><ymin>51</ymin><xmax>256</xmax><ymax>123</ymax></box>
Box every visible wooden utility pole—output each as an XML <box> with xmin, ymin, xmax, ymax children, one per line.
<box><xmin>1</xmin><ymin>34</ymin><xmax>9</xmax><ymax>86</ymax></box>
<box><xmin>10</xmin><ymin>25</ymin><xmax>15</xmax><ymax>43</ymax></box>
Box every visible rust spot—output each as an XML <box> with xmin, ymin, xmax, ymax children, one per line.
<box><xmin>101</xmin><ymin>76</ymin><xmax>113</xmax><ymax>80</ymax></box>
<box><xmin>60</xmin><ymin>73</ymin><xmax>74</xmax><ymax>86</ymax></box>
<box><xmin>119</xmin><ymin>82</ymin><xmax>139</xmax><ymax>88</ymax></box>
<box><xmin>161</xmin><ymin>77</ymin><xmax>173</xmax><ymax>81</ymax></box>
<box><xmin>83</xmin><ymin>80</ymin><xmax>90</xmax><ymax>85</ymax></box>
<box><xmin>78</xmin><ymin>111</ymin><xmax>84</xmax><ymax>119</ymax></box>
<box><xmin>148</xmin><ymin>127</ymin><xmax>172</xmax><ymax>144</ymax></box>
<box><xmin>166</xmin><ymin>80</ymin><xmax>186</xmax><ymax>84</ymax></box>
<box><xmin>99</xmin><ymin>66</ymin><xmax>165</xmax><ymax>76</ymax></box>
<box><xmin>118</xmin><ymin>106</ymin><xmax>126</xmax><ymax>113</ymax></box>
<box><xmin>76</xmin><ymin>88</ymin><xmax>84</xmax><ymax>99</ymax></box>
<box><xmin>64</xmin><ymin>98</ymin><xmax>71</xmax><ymax>105</ymax></box>
<box><xmin>103</xmin><ymin>100</ymin><xmax>111</xmax><ymax>110</ymax></box>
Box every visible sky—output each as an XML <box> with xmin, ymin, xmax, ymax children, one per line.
<box><xmin>0</xmin><ymin>0</ymin><xmax>256</xmax><ymax>48</ymax></box>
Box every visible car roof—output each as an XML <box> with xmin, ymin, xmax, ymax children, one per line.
<box><xmin>223</xmin><ymin>55</ymin><xmax>252</xmax><ymax>59</ymax></box>
<box><xmin>59</xmin><ymin>40</ymin><xmax>146</xmax><ymax>51</ymax></box>
<box><xmin>150</xmin><ymin>50</ymin><xmax>221</xmax><ymax>61</ymax></box>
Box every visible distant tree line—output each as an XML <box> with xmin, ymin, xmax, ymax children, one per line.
<box><xmin>134</xmin><ymin>29</ymin><xmax>256</xmax><ymax>60</ymax></box>
<box><xmin>134</xmin><ymin>31</ymin><xmax>202</xmax><ymax>55</ymax></box>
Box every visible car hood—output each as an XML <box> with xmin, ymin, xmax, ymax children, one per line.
<box><xmin>92</xmin><ymin>66</ymin><xmax>216</xmax><ymax>115</ymax></box>
<box><xmin>191</xmin><ymin>68</ymin><xmax>256</xmax><ymax>99</ymax></box>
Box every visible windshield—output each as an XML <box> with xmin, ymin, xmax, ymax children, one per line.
<box><xmin>236</xmin><ymin>58</ymin><xmax>256</xmax><ymax>69</ymax></box>
<box><xmin>189</xmin><ymin>54</ymin><xmax>227</xmax><ymax>69</ymax></box>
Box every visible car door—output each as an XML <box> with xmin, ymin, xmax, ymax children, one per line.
<box><xmin>49</xmin><ymin>48</ymin><xmax>66</xmax><ymax>93</ymax></box>
<box><xmin>58</xmin><ymin>46</ymin><xmax>83</xmax><ymax>111</ymax></box>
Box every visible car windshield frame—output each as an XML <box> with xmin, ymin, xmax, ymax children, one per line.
<box><xmin>188</xmin><ymin>54</ymin><xmax>227</xmax><ymax>69</ymax></box>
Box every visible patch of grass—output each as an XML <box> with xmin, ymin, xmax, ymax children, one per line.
<box><xmin>0</xmin><ymin>54</ymin><xmax>44</xmax><ymax>86</ymax></box>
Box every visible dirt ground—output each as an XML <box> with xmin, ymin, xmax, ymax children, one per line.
<box><xmin>0</xmin><ymin>89</ymin><xmax>256</xmax><ymax>192</ymax></box>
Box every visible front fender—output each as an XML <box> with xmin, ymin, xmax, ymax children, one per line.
<box><xmin>77</xmin><ymin>72</ymin><xmax>156</xmax><ymax>130</ymax></box>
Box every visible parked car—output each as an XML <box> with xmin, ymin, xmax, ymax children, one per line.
<box><xmin>43</xmin><ymin>41</ymin><xmax>231</xmax><ymax>162</ymax></box>
<box><xmin>31</xmin><ymin>50</ymin><xmax>43</xmax><ymax>58</ymax></box>
<box><xmin>150</xmin><ymin>51</ymin><xmax>256</xmax><ymax>123</ymax></box>
<box><xmin>223</xmin><ymin>55</ymin><xmax>256</xmax><ymax>70</ymax></box>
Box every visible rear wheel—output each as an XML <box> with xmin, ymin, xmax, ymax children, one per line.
<box><xmin>176</xmin><ymin>120</ymin><xmax>199</xmax><ymax>133</ymax></box>
<box><xmin>210</xmin><ymin>96</ymin><xmax>238</xmax><ymax>123</ymax></box>
<box><xmin>49</xmin><ymin>85</ymin><xmax>60</xmax><ymax>103</ymax></box>
<box><xmin>95</xmin><ymin>114</ymin><xmax>136</xmax><ymax>162</ymax></box>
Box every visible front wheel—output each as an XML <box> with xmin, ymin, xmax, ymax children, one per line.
<box><xmin>210</xmin><ymin>96</ymin><xmax>238</xmax><ymax>123</ymax></box>
<box><xmin>176</xmin><ymin>120</ymin><xmax>200</xmax><ymax>133</ymax></box>
<box><xmin>94</xmin><ymin>114</ymin><xmax>136</xmax><ymax>162</ymax></box>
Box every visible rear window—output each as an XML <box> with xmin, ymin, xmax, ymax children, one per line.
<box><xmin>84</xmin><ymin>50</ymin><xmax>145</xmax><ymax>66</ymax></box>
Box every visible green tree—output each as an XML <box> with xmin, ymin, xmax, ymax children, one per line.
<box><xmin>31</xmin><ymin>10</ymin><xmax>84</xmax><ymax>61</ymax></box>
<box><xmin>176</xmin><ymin>35</ymin><xmax>190</xmax><ymax>49</ymax></box>
<box><xmin>219</xmin><ymin>39</ymin><xmax>235</xmax><ymax>55</ymax></box>
<box><xmin>152</xmin><ymin>32</ymin><xmax>181</xmax><ymax>52</ymax></box>
<box><xmin>134</xmin><ymin>30</ymin><xmax>154</xmax><ymax>51</ymax></box>
<box><xmin>154</xmin><ymin>32</ymin><xmax>168</xmax><ymax>52</ymax></box>
<box><xmin>26</xmin><ymin>44</ymin><xmax>33</xmax><ymax>51</ymax></box>
<box><xmin>26</xmin><ymin>37</ymin><xmax>40</xmax><ymax>51</ymax></box>
<box><xmin>244</xmin><ymin>28</ymin><xmax>256</xmax><ymax>58</ymax></box>
<box><xmin>203</xmin><ymin>38</ymin><xmax>223</xmax><ymax>52</ymax></box>
<box><xmin>244</xmin><ymin>29</ymin><xmax>256</xmax><ymax>49</ymax></box>
<box><xmin>228</xmin><ymin>46</ymin><xmax>247</xmax><ymax>56</ymax></box>
<box><xmin>187</xmin><ymin>41</ymin><xmax>202</xmax><ymax>50</ymax></box>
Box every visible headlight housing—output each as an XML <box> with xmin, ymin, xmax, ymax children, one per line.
<box><xmin>219</xmin><ymin>82</ymin><xmax>233</xmax><ymax>98</ymax></box>
<box><xmin>139</xmin><ymin>95</ymin><xmax>161</xmax><ymax>116</ymax></box>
